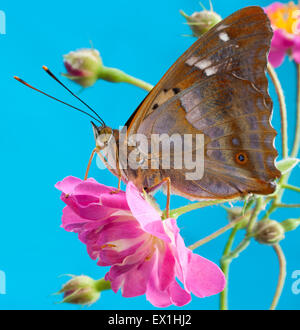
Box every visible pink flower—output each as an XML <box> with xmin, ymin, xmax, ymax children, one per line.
<box><xmin>265</xmin><ymin>2</ymin><xmax>300</xmax><ymax>67</ymax></box>
<box><xmin>55</xmin><ymin>176</ymin><xmax>225</xmax><ymax>307</ymax></box>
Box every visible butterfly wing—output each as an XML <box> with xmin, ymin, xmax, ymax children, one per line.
<box><xmin>125</xmin><ymin>6</ymin><xmax>280</xmax><ymax>200</ymax></box>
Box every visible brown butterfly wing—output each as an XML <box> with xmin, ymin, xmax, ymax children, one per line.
<box><xmin>126</xmin><ymin>6</ymin><xmax>280</xmax><ymax>200</ymax></box>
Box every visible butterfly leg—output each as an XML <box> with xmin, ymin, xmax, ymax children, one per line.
<box><xmin>110</xmin><ymin>152</ymin><xmax>122</xmax><ymax>194</ymax></box>
<box><xmin>84</xmin><ymin>147</ymin><xmax>100</xmax><ymax>180</ymax></box>
<box><xmin>146</xmin><ymin>177</ymin><xmax>171</xmax><ymax>218</ymax></box>
<box><xmin>110</xmin><ymin>176</ymin><xmax>122</xmax><ymax>194</ymax></box>
<box><xmin>86</xmin><ymin>147</ymin><xmax>123</xmax><ymax>192</ymax></box>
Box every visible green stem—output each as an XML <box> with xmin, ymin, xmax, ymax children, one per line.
<box><xmin>270</xmin><ymin>244</ymin><xmax>286</xmax><ymax>310</ymax></box>
<box><xmin>261</xmin><ymin>175</ymin><xmax>287</xmax><ymax>221</ymax></box>
<box><xmin>281</xmin><ymin>183</ymin><xmax>300</xmax><ymax>193</ymax></box>
<box><xmin>188</xmin><ymin>213</ymin><xmax>245</xmax><ymax>250</ymax></box>
<box><xmin>94</xmin><ymin>278</ymin><xmax>111</xmax><ymax>292</ymax></box>
<box><xmin>218</xmin><ymin>199</ymin><xmax>263</xmax><ymax>310</ymax></box>
<box><xmin>261</xmin><ymin>64</ymin><xmax>294</xmax><ymax>220</ymax></box>
<box><xmin>222</xmin><ymin>198</ymin><xmax>262</xmax><ymax>262</ymax></box>
<box><xmin>169</xmin><ymin>199</ymin><xmax>233</xmax><ymax>218</ymax></box>
<box><xmin>247</xmin><ymin>197</ymin><xmax>263</xmax><ymax>233</ymax></box>
<box><xmin>274</xmin><ymin>203</ymin><xmax>300</xmax><ymax>208</ymax></box>
<box><xmin>99</xmin><ymin>67</ymin><xmax>153</xmax><ymax>91</ymax></box>
<box><xmin>219</xmin><ymin>226</ymin><xmax>239</xmax><ymax>310</ymax></box>
<box><xmin>291</xmin><ymin>63</ymin><xmax>300</xmax><ymax>157</ymax></box>
<box><xmin>267</xmin><ymin>64</ymin><xmax>288</xmax><ymax>159</ymax></box>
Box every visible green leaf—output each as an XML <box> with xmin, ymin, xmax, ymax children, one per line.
<box><xmin>276</xmin><ymin>158</ymin><xmax>299</xmax><ymax>174</ymax></box>
<box><xmin>281</xmin><ymin>218</ymin><xmax>300</xmax><ymax>232</ymax></box>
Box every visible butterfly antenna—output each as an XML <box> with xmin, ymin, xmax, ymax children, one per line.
<box><xmin>209</xmin><ymin>0</ymin><xmax>214</xmax><ymax>11</ymax></box>
<box><xmin>42</xmin><ymin>66</ymin><xmax>105</xmax><ymax>126</ymax></box>
<box><xmin>14</xmin><ymin>76</ymin><xmax>103</xmax><ymax>124</ymax></box>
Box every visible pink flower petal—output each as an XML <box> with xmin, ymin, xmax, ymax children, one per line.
<box><xmin>55</xmin><ymin>176</ymin><xmax>84</xmax><ymax>194</ymax></box>
<box><xmin>185</xmin><ymin>252</ymin><xmax>226</xmax><ymax>298</ymax></box>
<box><xmin>73</xmin><ymin>181</ymin><xmax>116</xmax><ymax>198</ymax></box>
<box><xmin>98</xmin><ymin>240</ymin><xmax>145</xmax><ymax>266</ymax></box>
<box><xmin>157</xmin><ymin>243</ymin><xmax>175</xmax><ymax>291</ymax></box>
<box><xmin>96</xmin><ymin>220</ymin><xmax>144</xmax><ymax>245</ymax></box>
<box><xmin>61</xmin><ymin>206</ymin><xmax>89</xmax><ymax>232</ymax></box>
<box><xmin>264</xmin><ymin>2</ymin><xmax>284</xmax><ymax>15</ymax></box>
<box><xmin>106</xmin><ymin>272</ymin><xmax>124</xmax><ymax>293</ymax></box>
<box><xmin>108</xmin><ymin>244</ymin><xmax>151</xmax><ymax>278</ymax></box>
<box><xmin>61</xmin><ymin>194</ymin><xmax>113</xmax><ymax>220</ymax></box>
<box><xmin>168</xmin><ymin>280</ymin><xmax>191</xmax><ymax>306</ymax></box>
<box><xmin>146</xmin><ymin>275</ymin><xmax>172</xmax><ymax>307</ymax></box>
<box><xmin>126</xmin><ymin>182</ymin><xmax>171</xmax><ymax>242</ymax></box>
<box><xmin>122</xmin><ymin>257</ymin><xmax>156</xmax><ymax>297</ymax></box>
<box><xmin>268</xmin><ymin>29</ymin><xmax>294</xmax><ymax>67</ymax></box>
<box><xmin>272</xmin><ymin>29</ymin><xmax>294</xmax><ymax>49</ymax></box>
<box><xmin>268</xmin><ymin>48</ymin><xmax>287</xmax><ymax>67</ymax></box>
<box><xmin>292</xmin><ymin>37</ymin><xmax>300</xmax><ymax>63</ymax></box>
<box><xmin>171</xmin><ymin>218</ymin><xmax>225</xmax><ymax>297</ymax></box>
<box><xmin>100</xmin><ymin>192</ymin><xmax>129</xmax><ymax>210</ymax></box>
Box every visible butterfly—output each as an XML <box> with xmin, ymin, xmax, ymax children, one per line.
<box><xmin>15</xmin><ymin>6</ymin><xmax>281</xmax><ymax>215</ymax></box>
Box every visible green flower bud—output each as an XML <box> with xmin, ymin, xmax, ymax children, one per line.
<box><xmin>254</xmin><ymin>220</ymin><xmax>285</xmax><ymax>245</ymax></box>
<box><xmin>281</xmin><ymin>218</ymin><xmax>300</xmax><ymax>232</ymax></box>
<box><xmin>57</xmin><ymin>275</ymin><xmax>110</xmax><ymax>306</ymax></box>
<box><xmin>63</xmin><ymin>49</ymin><xmax>103</xmax><ymax>87</ymax></box>
<box><xmin>62</xmin><ymin>48</ymin><xmax>153</xmax><ymax>91</ymax></box>
<box><xmin>180</xmin><ymin>9</ymin><xmax>222</xmax><ymax>37</ymax></box>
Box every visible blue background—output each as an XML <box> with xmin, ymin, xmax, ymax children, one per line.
<box><xmin>0</xmin><ymin>0</ymin><xmax>299</xmax><ymax>310</ymax></box>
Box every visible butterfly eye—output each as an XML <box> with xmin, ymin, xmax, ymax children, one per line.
<box><xmin>235</xmin><ymin>152</ymin><xmax>248</xmax><ymax>165</ymax></box>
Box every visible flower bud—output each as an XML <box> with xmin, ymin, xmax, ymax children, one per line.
<box><xmin>63</xmin><ymin>49</ymin><xmax>103</xmax><ymax>87</ymax></box>
<box><xmin>254</xmin><ymin>220</ymin><xmax>285</xmax><ymax>245</ymax></box>
<box><xmin>276</xmin><ymin>158</ymin><xmax>299</xmax><ymax>174</ymax></box>
<box><xmin>58</xmin><ymin>275</ymin><xmax>104</xmax><ymax>305</ymax></box>
<box><xmin>180</xmin><ymin>9</ymin><xmax>222</xmax><ymax>37</ymax></box>
<box><xmin>281</xmin><ymin>218</ymin><xmax>300</xmax><ymax>232</ymax></box>
<box><xmin>62</xmin><ymin>48</ymin><xmax>153</xmax><ymax>91</ymax></box>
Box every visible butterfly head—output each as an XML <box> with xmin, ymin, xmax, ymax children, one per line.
<box><xmin>91</xmin><ymin>121</ymin><xmax>113</xmax><ymax>150</ymax></box>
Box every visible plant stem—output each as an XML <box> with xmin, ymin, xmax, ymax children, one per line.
<box><xmin>274</xmin><ymin>203</ymin><xmax>300</xmax><ymax>208</ymax></box>
<box><xmin>222</xmin><ymin>198</ymin><xmax>262</xmax><ymax>262</ymax></box>
<box><xmin>219</xmin><ymin>225</ymin><xmax>239</xmax><ymax>310</ymax></box>
<box><xmin>99</xmin><ymin>67</ymin><xmax>153</xmax><ymax>92</ymax></box>
<box><xmin>291</xmin><ymin>63</ymin><xmax>300</xmax><ymax>157</ymax></box>
<box><xmin>270</xmin><ymin>244</ymin><xmax>286</xmax><ymax>310</ymax></box>
<box><xmin>281</xmin><ymin>183</ymin><xmax>300</xmax><ymax>193</ymax></box>
<box><xmin>170</xmin><ymin>199</ymin><xmax>232</xmax><ymax>218</ymax></box>
<box><xmin>247</xmin><ymin>197</ymin><xmax>263</xmax><ymax>232</ymax></box>
<box><xmin>261</xmin><ymin>64</ymin><xmax>292</xmax><ymax>221</ymax></box>
<box><xmin>267</xmin><ymin>64</ymin><xmax>288</xmax><ymax>159</ymax></box>
<box><xmin>94</xmin><ymin>278</ymin><xmax>111</xmax><ymax>292</ymax></box>
<box><xmin>121</xmin><ymin>73</ymin><xmax>154</xmax><ymax>92</ymax></box>
<box><xmin>188</xmin><ymin>213</ymin><xmax>245</xmax><ymax>250</ymax></box>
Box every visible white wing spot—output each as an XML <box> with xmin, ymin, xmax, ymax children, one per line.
<box><xmin>216</xmin><ymin>24</ymin><xmax>229</xmax><ymax>31</ymax></box>
<box><xmin>205</xmin><ymin>66</ymin><xmax>218</xmax><ymax>76</ymax></box>
<box><xmin>219</xmin><ymin>32</ymin><xmax>230</xmax><ymax>42</ymax></box>
<box><xmin>195</xmin><ymin>59</ymin><xmax>211</xmax><ymax>70</ymax></box>
<box><xmin>186</xmin><ymin>56</ymin><xmax>199</xmax><ymax>66</ymax></box>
